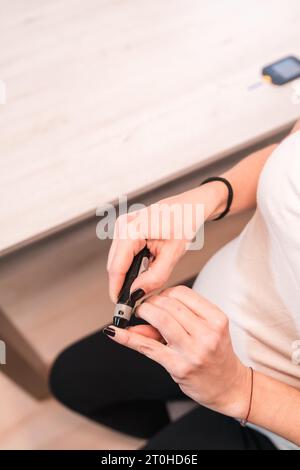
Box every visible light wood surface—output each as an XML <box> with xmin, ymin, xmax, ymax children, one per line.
<box><xmin>0</xmin><ymin>372</ymin><xmax>142</xmax><ymax>450</ymax></box>
<box><xmin>1</xmin><ymin>0</ymin><xmax>300</xmax><ymax>255</ymax></box>
<box><xmin>0</xmin><ymin>306</ymin><xmax>48</xmax><ymax>399</ymax></box>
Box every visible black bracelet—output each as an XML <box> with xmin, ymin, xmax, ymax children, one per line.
<box><xmin>200</xmin><ymin>176</ymin><xmax>233</xmax><ymax>221</ymax></box>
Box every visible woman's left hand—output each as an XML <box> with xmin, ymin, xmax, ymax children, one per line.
<box><xmin>105</xmin><ymin>286</ymin><xmax>251</xmax><ymax>420</ymax></box>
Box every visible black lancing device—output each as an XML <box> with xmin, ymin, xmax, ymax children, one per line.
<box><xmin>113</xmin><ymin>246</ymin><xmax>151</xmax><ymax>328</ymax></box>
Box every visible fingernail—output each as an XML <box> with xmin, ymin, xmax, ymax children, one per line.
<box><xmin>130</xmin><ymin>289</ymin><xmax>146</xmax><ymax>304</ymax></box>
<box><xmin>103</xmin><ymin>326</ymin><xmax>116</xmax><ymax>337</ymax></box>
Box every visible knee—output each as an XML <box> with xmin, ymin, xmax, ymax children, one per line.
<box><xmin>49</xmin><ymin>345</ymin><xmax>90</xmax><ymax>413</ymax></box>
<box><xmin>49</xmin><ymin>334</ymin><xmax>116</xmax><ymax>415</ymax></box>
<box><xmin>49</xmin><ymin>347</ymin><xmax>75</xmax><ymax>408</ymax></box>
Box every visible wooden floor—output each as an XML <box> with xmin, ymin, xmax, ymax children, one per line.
<box><xmin>0</xmin><ymin>228</ymin><xmax>143</xmax><ymax>449</ymax></box>
<box><xmin>0</xmin><ymin>371</ymin><xmax>142</xmax><ymax>450</ymax></box>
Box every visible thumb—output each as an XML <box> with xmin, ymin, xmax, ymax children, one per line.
<box><xmin>128</xmin><ymin>324</ymin><xmax>163</xmax><ymax>342</ymax></box>
<box><xmin>130</xmin><ymin>242</ymin><xmax>181</xmax><ymax>295</ymax></box>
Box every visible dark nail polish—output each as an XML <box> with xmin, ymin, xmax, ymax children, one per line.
<box><xmin>103</xmin><ymin>327</ymin><xmax>116</xmax><ymax>337</ymax></box>
<box><xmin>130</xmin><ymin>289</ymin><xmax>146</xmax><ymax>304</ymax></box>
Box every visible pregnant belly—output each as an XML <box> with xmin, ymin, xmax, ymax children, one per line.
<box><xmin>192</xmin><ymin>236</ymin><xmax>250</xmax><ymax>365</ymax></box>
<box><xmin>193</xmin><ymin>225</ymin><xmax>300</xmax><ymax>389</ymax></box>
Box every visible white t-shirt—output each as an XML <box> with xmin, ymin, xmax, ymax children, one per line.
<box><xmin>193</xmin><ymin>131</ymin><xmax>300</xmax><ymax>450</ymax></box>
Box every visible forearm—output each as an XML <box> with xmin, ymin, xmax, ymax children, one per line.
<box><xmin>160</xmin><ymin>120</ymin><xmax>300</xmax><ymax>227</ymax></box>
<box><xmin>209</xmin><ymin>119</ymin><xmax>300</xmax><ymax>219</ymax></box>
<box><xmin>220</xmin><ymin>144</ymin><xmax>277</xmax><ymax>216</ymax></box>
<box><xmin>187</xmin><ymin>143</ymin><xmax>278</xmax><ymax>222</ymax></box>
<box><xmin>249</xmin><ymin>371</ymin><xmax>300</xmax><ymax>445</ymax></box>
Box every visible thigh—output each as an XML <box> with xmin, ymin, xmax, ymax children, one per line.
<box><xmin>143</xmin><ymin>405</ymin><xmax>277</xmax><ymax>450</ymax></box>
<box><xmin>50</xmin><ymin>326</ymin><xmax>185</xmax><ymax>414</ymax></box>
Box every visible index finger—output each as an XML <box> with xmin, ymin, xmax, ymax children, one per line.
<box><xmin>108</xmin><ymin>238</ymin><xmax>145</xmax><ymax>302</ymax></box>
<box><xmin>104</xmin><ymin>326</ymin><xmax>174</xmax><ymax>372</ymax></box>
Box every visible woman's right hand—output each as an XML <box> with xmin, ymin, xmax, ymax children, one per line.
<box><xmin>107</xmin><ymin>182</ymin><xmax>227</xmax><ymax>303</ymax></box>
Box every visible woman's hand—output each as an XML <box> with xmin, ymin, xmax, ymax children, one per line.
<box><xmin>107</xmin><ymin>183</ymin><xmax>227</xmax><ymax>302</ymax></box>
<box><xmin>104</xmin><ymin>286</ymin><xmax>251</xmax><ymax>420</ymax></box>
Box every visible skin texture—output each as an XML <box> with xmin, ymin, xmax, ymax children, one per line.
<box><xmin>106</xmin><ymin>118</ymin><xmax>300</xmax><ymax>446</ymax></box>
<box><xmin>107</xmin><ymin>182</ymin><xmax>225</xmax><ymax>302</ymax></box>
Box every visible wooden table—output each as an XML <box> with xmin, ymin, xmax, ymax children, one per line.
<box><xmin>0</xmin><ymin>0</ymin><xmax>300</xmax><ymax>398</ymax></box>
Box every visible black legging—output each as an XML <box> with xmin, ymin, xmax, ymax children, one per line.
<box><xmin>49</xmin><ymin>320</ymin><xmax>277</xmax><ymax>450</ymax></box>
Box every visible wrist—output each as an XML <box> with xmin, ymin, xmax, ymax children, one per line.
<box><xmin>246</xmin><ymin>371</ymin><xmax>286</xmax><ymax>430</ymax></box>
<box><xmin>215</xmin><ymin>361</ymin><xmax>251</xmax><ymax>420</ymax></box>
<box><xmin>192</xmin><ymin>181</ymin><xmax>229</xmax><ymax>221</ymax></box>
